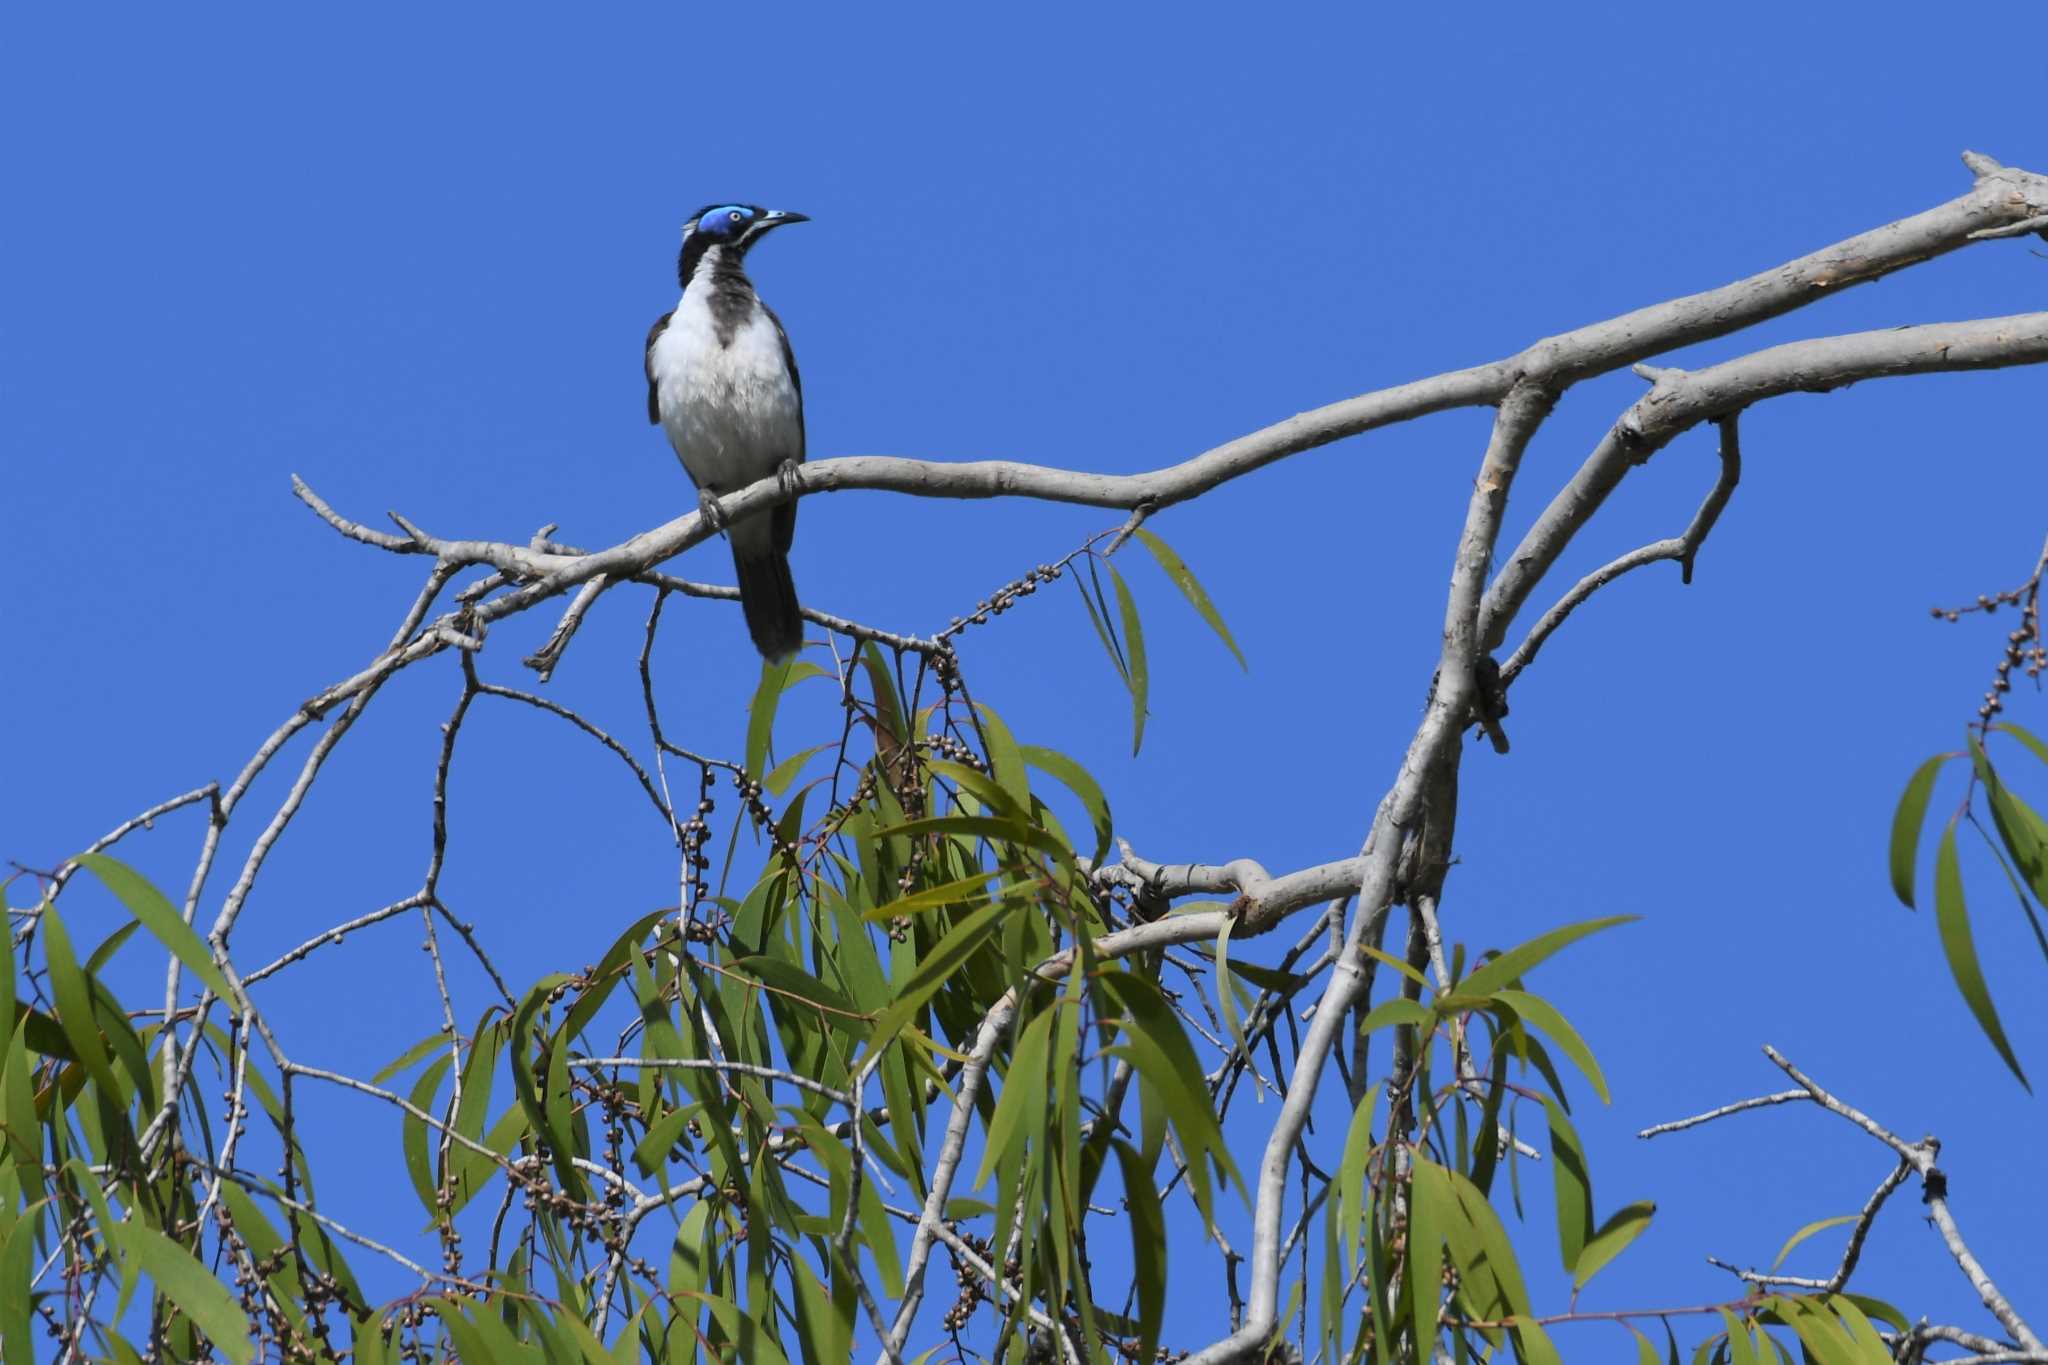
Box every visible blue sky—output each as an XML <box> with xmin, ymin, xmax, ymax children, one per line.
<box><xmin>7</xmin><ymin>3</ymin><xmax>2047</xmax><ymax>1356</ymax></box>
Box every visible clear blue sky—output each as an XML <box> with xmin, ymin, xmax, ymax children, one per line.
<box><xmin>7</xmin><ymin>4</ymin><xmax>2046</xmax><ymax>1356</ymax></box>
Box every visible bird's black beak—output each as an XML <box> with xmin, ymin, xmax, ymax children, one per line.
<box><xmin>760</xmin><ymin>210</ymin><xmax>810</xmax><ymax>227</ymax></box>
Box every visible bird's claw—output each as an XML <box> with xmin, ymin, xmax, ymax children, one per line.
<box><xmin>696</xmin><ymin>487</ymin><xmax>729</xmax><ymax>533</ymax></box>
<box><xmin>775</xmin><ymin>459</ymin><xmax>803</xmax><ymax>500</ymax></box>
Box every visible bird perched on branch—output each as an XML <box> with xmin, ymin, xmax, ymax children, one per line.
<box><xmin>645</xmin><ymin>203</ymin><xmax>811</xmax><ymax>659</ymax></box>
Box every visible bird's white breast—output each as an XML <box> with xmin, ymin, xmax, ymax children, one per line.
<box><xmin>650</xmin><ymin>288</ymin><xmax>803</xmax><ymax>495</ymax></box>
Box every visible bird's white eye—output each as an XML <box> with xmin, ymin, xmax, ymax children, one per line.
<box><xmin>729</xmin><ymin>210</ymin><xmax>744</xmax><ymax>222</ymax></box>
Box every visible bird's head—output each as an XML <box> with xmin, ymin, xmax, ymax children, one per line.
<box><xmin>678</xmin><ymin>203</ymin><xmax>808</xmax><ymax>285</ymax></box>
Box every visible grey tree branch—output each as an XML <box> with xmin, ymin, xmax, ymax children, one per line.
<box><xmin>1500</xmin><ymin>413</ymin><xmax>1742</xmax><ymax>687</ymax></box>
<box><xmin>1761</xmin><ymin>1045</ymin><xmax>2041</xmax><ymax>1353</ymax></box>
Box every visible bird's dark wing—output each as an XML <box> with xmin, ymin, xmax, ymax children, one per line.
<box><xmin>761</xmin><ymin>301</ymin><xmax>804</xmax><ymax>554</ymax></box>
<box><xmin>761</xmin><ymin>302</ymin><xmax>804</xmax><ymax>430</ymax></box>
<box><xmin>643</xmin><ymin>311</ymin><xmax>673</xmax><ymax>425</ymax></box>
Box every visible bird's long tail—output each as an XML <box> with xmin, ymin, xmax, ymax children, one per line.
<box><xmin>732</xmin><ymin>540</ymin><xmax>803</xmax><ymax>661</ymax></box>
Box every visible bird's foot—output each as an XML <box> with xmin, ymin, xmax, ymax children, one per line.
<box><xmin>696</xmin><ymin>487</ymin><xmax>729</xmax><ymax>533</ymax></box>
<box><xmin>775</xmin><ymin>459</ymin><xmax>803</xmax><ymax>500</ymax></box>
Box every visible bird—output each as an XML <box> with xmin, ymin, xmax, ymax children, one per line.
<box><xmin>645</xmin><ymin>203</ymin><xmax>811</xmax><ymax>660</ymax></box>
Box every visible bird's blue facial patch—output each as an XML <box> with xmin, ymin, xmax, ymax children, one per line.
<box><xmin>696</xmin><ymin>204</ymin><xmax>754</xmax><ymax>238</ymax></box>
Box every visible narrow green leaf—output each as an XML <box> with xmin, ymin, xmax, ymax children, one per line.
<box><xmin>1775</xmin><ymin>1296</ymin><xmax>1857</xmax><ymax>1365</ymax></box>
<box><xmin>1075</xmin><ymin>558</ymin><xmax>1128</xmax><ymax>682</ymax></box>
<box><xmin>1574</xmin><ymin>1201</ymin><xmax>1655</xmax><ymax>1290</ymax></box>
<box><xmin>1132</xmin><ymin>527</ymin><xmax>1246</xmax><ymax>669</ymax></box>
<box><xmin>1357</xmin><ymin>997</ymin><xmax>1432</xmax><ymax>1036</ymax></box>
<box><xmin>1019</xmin><ymin>744</ymin><xmax>1114</xmax><ymax>862</ymax></box>
<box><xmin>745</xmin><ymin>659</ymin><xmax>831</xmax><ymax>780</ymax></box>
<box><xmin>1108</xmin><ymin>563</ymin><xmax>1149</xmax><ymax>755</ymax></box>
<box><xmin>1993</xmin><ymin>720</ymin><xmax>2048</xmax><ymax>766</ymax></box>
<box><xmin>1515</xmin><ymin>1318</ymin><xmax>1564</xmax><ymax>1365</ymax></box>
<box><xmin>871</xmin><ymin>814</ymin><xmax>1072</xmax><ymax>867</ymax></box>
<box><xmin>1771</xmin><ymin>1213</ymin><xmax>1858</xmax><ymax>1271</ymax></box>
<box><xmin>1837</xmin><ymin>1294</ymin><xmax>1908</xmax><ymax>1334</ymax></box>
<box><xmin>402</xmin><ymin>1052</ymin><xmax>453</xmax><ymax>1218</ymax></box>
<box><xmin>1112</xmin><ymin>1139</ymin><xmax>1167</xmax><ymax>1365</ymax></box>
<box><xmin>730</xmin><ymin>955</ymin><xmax>866</xmax><ymax>1030</ymax></box>
<box><xmin>1934</xmin><ymin>820</ymin><xmax>2029</xmax><ymax>1088</ymax></box>
<box><xmin>72</xmin><ymin>854</ymin><xmax>234</xmax><ymax>1002</ymax></box>
<box><xmin>978</xmin><ymin>1007</ymin><xmax>1054</xmax><ymax>1187</ymax></box>
<box><xmin>858</xmin><ymin>868</ymin><xmax>999</xmax><ymax>924</ymax></box>
<box><xmin>39</xmin><ymin>905</ymin><xmax>122</xmax><ymax>1100</ymax></box>
<box><xmin>1493</xmin><ymin>990</ymin><xmax>1609</xmax><ymax>1103</ymax></box>
<box><xmin>1543</xmin><ymin>1097</ymin><xmax>1594</xmax><ymax>1274</ymax></box>
<box><xmin>0</xmin><ymin>1213</ymin><xmax>35</xmax><ymax>1365</ymax></box>
<box><xmin>972</xmin><ymin>704</ymin><xmax>1032</xmax><ymax>813</ymax></box>
<box><xmin>788</xmin><ymin>1251</ymin><xmax>851</xmax><ymax>1364</ymax></box>
<box><xmin>860</xmin><ymin>642</ymin><xmax>907</xmax><ymax>742</ymax></box>
<box><xmin>84</xmin><ymin>919</ymin><xmax>142</xmax><ymax>975</ymax></box>
<box><xmin>1629</xmin><ymin>1325</ymin><xmax>1662</xmax><ymax>1365</ymax></box>
<box><xmin>1408</xmin><ymin>1159</ymin><xmax>1444</xmax><ymax>1362</ymax></box>
<box><xmin>1359</xmin><ymin>943</ymin><xmax>1434</xmax><ymax>991</ymax></box>
<box><xmin>1719</xmin><ymin>1310</ymin><xmax>1758</xmax><ymax>1365</ymax></box>
<box><xmin>1889</xmin><ymin>755</ymin><xmax>1949</xmax><ymax>909</ymax></box>
<box><xmin>1336</xmin><ymin>1084</ymin><xmax>1382</xmax><ymax>1275</ymax></box>
<box><xmin>862</xmin><ymin>898</ymin><xmax>1014</xmax><ymax>1061</ymax></box>
<box><xmin>763</xmin><ymin>743</ymin><xmax>830</xmax><ymax>798</ymax></box>
<box><xmin>1827</xmin><ymin>1294</ymin><xmax>1890</xmax><ymax>1358</ymax></box>
<box><xmin>1458</xmin><ymin>915</ymin><xmax>1637</xmax><ymax>1000</ymax></box>
<box><xmin>117</xmin><ymin>1221</ymin><xmax>254</xmax><ymax>1364</ymax></box>
<box><xmin>1214</xmin><ymin>915</ymin><xmax>1246</xmax><ymax>1054</ymax></box>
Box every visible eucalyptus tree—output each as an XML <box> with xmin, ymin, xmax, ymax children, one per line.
<box><xmin>8</xmin><ymin>151</ymin><xmax>2048</xmax><ymax>1364</ymax></box>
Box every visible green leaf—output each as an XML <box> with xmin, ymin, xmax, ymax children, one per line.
<box><xmin>1458</xmin><ymin>915</ymin><xmax>1637</xmax><ymax>1000</ymax></box>
<box><xmin>39</xmin><ymin>905</ymin><xmax>122</xmax><ymax>1100</ymax></box>
<box><xmin>1336</xmin><ymin>1084</ymin><xmax>1381</xmax><ymax>1275</ymax></box>
<box><xmin>1214</xmin><ymin>915</ymin><xmax>1247</xmax><ymax>1054</ymax></box>
<box><xmin>871</xmin><ymin>814</ymin><xmax>1072</xmax><ymax>867</ymax></box>
<box><xmin>1720</xmin><ymin>1310</ymin><xmax>1757</xmax><ymax>1365</ymax></box>
<box><xmin>402</xmin><ymin>1052</ymin><xmax>453</xmax><ymax>1218</ymax></box>
<box><xmin>1132</xmin><ymin>527</ymin><xmax>1246</xmax><ymax>669</ymax></box>
<box><xmin>1543</xmin><ymin>1097</ymin><xmax>1593</xmax><ymax>1274</ymax></box>
<box><xmin>978</xmin><ymin>1007</ymin><xmax>1054</xmax><ymax>1187</ymax></box>
<box><xmin>1493</xmin><ymin>990</ymin><xmax>1609</xmax><ymax>1103</ymax></box>
<box><xmin>788</xmin><ymin>1251</ymin><xmax>851</xmax><ymax>1364</ymax></box>
<box><xmin>1019</xmin><ymin>744</ymin><xmax>1114</xmax><ymax>863</ymax></box>
<box><xmin>973</xmin><ymin>704</ymin><xmax>1032</xmax><ymax>813</ymax></box>
<box><xmin>1993</xmin><ymin>720</ymin><xmax>2048</xmax><ymax>766</ymax></box>
<box><xmin>1629</xmin><ymin>1325</ymin><xmax>1663</xmax><ymax>1365</ymax></box>
<box><xmin>858</xmin><ymin>868</ymin><xmax>1001</xmax><ymax>924</ymax></box>
<box><xmin>1357</xmin><ymin>997</ymin><xmax>1432</xmax><ymax>1036</ymax></box>
<box><xmin>861</xmin><ymin>898</ymin><xmax>1015</xmax><ymax>1062</ymax></box>
<box><xmin>1112</xmin><ymin>1139</ymin><xmax>1167</xmax><ymax>1365</ymax></box>
<box><xmin>1772</xmin><ymin>1296</ymin><xmax>1857</xmax><ymax>1365</ymax></box>
<box><xmin>1933</xmin><ymin>820</ymin><xmax>2029</xmax><ymax>1088</ymax></box>
<box><xmin>1408</xmin><ymin>1158</ymin><xmax>1445</xmax><ymax>1361</ymax></box>
<box><xmin>72</xmin><ymin>854</ymin><xmax>235</xmax><ymax>1002</ymax></box>
<box><xmin>1108</xmin><ymin>562</ymin><xmax>1149</xmax><ymax>755</ymax></box>
<box><xmin>1827</xmin><ymin>1294</ymin><xmax>1890</xmax><ymax>1359</ymax></box>
<box><xmin>1771</xmin><ymin>1213</ymin><xmax>1858</xmax><ymax>1271</ymax></box>
<box><xmin>116</xmin><ymin>1221</ymin><xmax>254</xmax><ymax>1364</ymax></box>
<box><xmin>1574</xmin><ymin>1201</ymin><xmax>1655</xmax><ymax>1290</ymax></box>
<box><xmin>372</xmin><ymin>1031</ymin><xmax>455</xmax><ymax>1086</ymax></box>
<box><xmin>1358</xmin><ymin>943</ymin><xmax>1433</xmax><ymax>992</ymax></box>
<box><xmin>1836</xmin><ymin>1294</ymin><xmax>1907</xmax><ymax>1334</ymax></box>
<box><xmin>1888</xmin><ymin>755</ymin><xmax>1949</xmax><ymax>909</ymax></box>
<box><xmin>0</xmin><ymin>1212</ymin><xmax>35</xmax><ymax>1365</ymax></box>
<box><xmin>1515</xmin><ymin>1318</ymin><xmax>1564</xmax><ymax>1365</ymax></box>
<box><xmin>745</xmin><ymin>659</ymin><xmax>831</xmax><ymax>780</ymax></box>
<box><xmin>730</xmin><ymin>955</ymin><xmax>866</xmax><ymax>1031</ymax></box>
<box><xmin>762</xmin><ymin>743</ymin><xmax>831</xmax><ymax>798</ymax></box>
<box><xmin>1074</xmin><ymin>562</ymin><xmax>1129</xmax><ymax>683</ymax></box>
